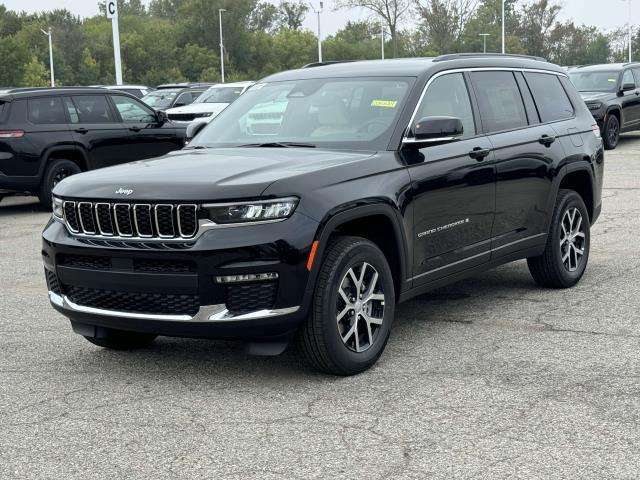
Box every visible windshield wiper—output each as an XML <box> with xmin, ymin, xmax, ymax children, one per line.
<box><xmin>238</xmin><ymin>142</ymin><xmax>316</xmax><ymax>148</ymax></box>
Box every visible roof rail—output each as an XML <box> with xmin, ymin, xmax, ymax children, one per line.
<box><xmin>302</xmin><ymin>60</ymin><xmax>356</xmax><ymax>68</ymax></box>
<box><xmin>433</xmin><ymin>53</ymin><xmax>547</xmax><ymax>63</ymax></box>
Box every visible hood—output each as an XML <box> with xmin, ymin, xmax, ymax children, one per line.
<box><xmin>166</xmin><ymin>103</ymin><xmax>229</xmax><ymax>116</ymax></box>
<box><xmin>54</xmin><ymin>148</ymin><xmax>375</xmax><ymax>201</ymax></box>
<box><xmin>579</xmin><ymin>91</ymin><xmax>612</xmax><ymax>102</ymax></box>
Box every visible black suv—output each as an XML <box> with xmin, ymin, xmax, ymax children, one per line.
<box><xmin>569</xmin><ymin>63</ymin><xmax>640</xmax><ymax>149</ymax></box>
<box><xmin>43</xmin><ymin>55</ymin><xmax>604</xmax><ymax>375</ymax></box>
<box><xmin>141</xmin><ymin>84</ymin><xmax>213</xmax><ymax>111</ymax></box>
<box><xmin>0</xmin><ymin>87</ymin><xmax>185</xmax><ymax>207</ymax></box>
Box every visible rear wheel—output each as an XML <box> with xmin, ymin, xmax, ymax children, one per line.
<box><xmin>38</xmin><ymin>159</ymin><xmax>81</xmax><ymax>209</ymax></box>
<box><xmin>603</xmin><ymin>114</ymin><xmax>619</xmax><ymax>150</ymax></box>
<box><xmin>84</xmin><ymin>328</ymin><xmax>157</xmax><ymax>350</ymax></box>
<box><xmin>298</xmin><ymin>236</ymin><xmax>395</xmax><ymax>376</ymax></box>
<box><xmin>528</xmin><ymin>189</ymin><xmax>590</xmax><ymax>288</ymax></box>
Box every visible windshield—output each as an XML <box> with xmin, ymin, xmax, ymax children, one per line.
<box><xmin>141</xmin><ymin>90</ymin><xmax>178</xmax><ymax>108</ymax></box>
<box><xmin>191</xmin><ymin>77</ymin><xmax>413</xmax><ymax>151</ymax></box>
<box><xmin>569</xmin><ymin>71</ymin><xmax>619</xmax><ymax>92</ymax></box>
<box><xmin>195</xmin><ymin>86</ymin><xmax>246</xmax><ymax>104</ymax></box>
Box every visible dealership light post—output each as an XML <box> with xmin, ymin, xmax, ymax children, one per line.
<box><xmin>106</xmin><ymin>0</ymin><xmax>122</xmax><ymax>85</ymax></box>
<box><xmin>381</xmin><ymin>18</ymin><xmax>385</xmax><ymax>59</ymax></box>
<box><xmin>479</xmin><ymin>33</ymin><xmax>490</xmax><ymax>53</ymax></box>
<box><xmin>309</xmin><ymin>2</ymin><xmax>323</xmax><ymax>62</ymax></box>
<box><xmin>501</xmin><ymin>0</ymin><xmax>505</xmax><ymax>53</ymax></box>
<box><xmin>624</xmin><ymin>0</ymin><xmax>632</xmax><ymax>62</ymax></box>
<box><xmin>219</xmin><ymin>8</ymin><xmax>226</xmax><ymax>83</ymax></box>
<box><xmin>40</xmin><ymin>27</ymin><xmax>54</xmax><ymax>87</ymax></box>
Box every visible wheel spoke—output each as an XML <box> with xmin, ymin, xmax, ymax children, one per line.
<box><xmin>358</xmin><ymin>263</ymin><xmax>368</xmax><ymax>289</ymax></box>
<box><xmin>341</xmin><ymin>323</ymin><xmax>356</xmax><ymax>343</ymax></box>
<box><xmin>573</xmin><ymin>214</ymin><xmax>582</xmax><ymax>235</ymax></box>
<box><xmin>362</xmin><ymin>311</ymin><xmax>383</xmax><ymax>326</ymax></box>
<box><xmin>362</xmin><ymin>271</ymin><xmax>379</xmax><ymax>302</ymax></box>
<box><xmin>347</xmin><ymin>268</ymin><xmax>359</xmax><ymax>290</ymax></box>
<box><xmin>338</xmin><ymin>286</ymin><xmax>350</xmax><ymax>305</ymax></box>
<box><xmin>336</xmin><ymin>305</ymin><xmax>350</xmax><ymax>322</ymax></box>
<box><xmin>353</xmin><ymin>318</ymin><xmax>361</xmax><ymax>352</ymax></box>
<box><xmin>574</xmin><ymin>232</ymin><xmax>585</xmax><ymax>240</ymax></box>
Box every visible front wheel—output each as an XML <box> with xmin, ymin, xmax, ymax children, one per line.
<box><xmin>84</xmin><ymin>328</ymin><xmax>157</xmax><ymax>350</ymax></box>
<box><xmin>298</xmin><ymin>236</ymin><xmax>395</xmax><ymax>376</ymax></box>
<box><xmin>38</xmin><ymin>159</ymin><xmax>81</xmax><ymax>209</ymax></box>
<box><xmin>603</xmin><ymin>114</ymin><xmax>619</xmax><ymax>150</ymax></box>
<box><xmin>528</xmin><ymin>189</ymin><xmax>590</xmax><ymax>288</ymax></box>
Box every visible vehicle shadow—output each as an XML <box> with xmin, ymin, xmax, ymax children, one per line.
<box><xmin>0</xmin><ymin>196</ymin><xmax>46</xmax><ymax>216</ymax></box>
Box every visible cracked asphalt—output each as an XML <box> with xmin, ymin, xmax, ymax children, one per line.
<box><xmin>1</xmin><ymin>135</ymin><xmax>640</xmax><ymax>479</ymax></box>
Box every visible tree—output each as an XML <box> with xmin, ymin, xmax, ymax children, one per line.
<box><xmin>415</xmin><ymin>0</ymin><xmax>478</xmax><ymax>54</ymax></box>
<box><xmin>76</xmin><ymin>48</ymin><xmax>100</xmax><ymax>85</ymax></box>
<box><xmin>0</xmin><ymin>36</ymin><xmax>30</xmax><ymax>86</ymax></box>
<box><xmin>278</xmin><ymin>1</ymin><xmax>309</xmax><ymax>30</ymax></box>
<box><xmin>248</xmin><ymin>2</ymin><xmax>280</xmax><ymax>33</ymax></box>
<box><xmin>335</xmin><ymin>0</ymin><xmax>411</xmax><ymax>57</ymax></box>
<box><xmin>516</xmin><ymin>0</ymin><xmax>561</xmax><ymax>58</ymax></box>
<box><xmin>22</xmin><ymin>56</ymin><xmax>50</xmax><ymax>86</ymax></box>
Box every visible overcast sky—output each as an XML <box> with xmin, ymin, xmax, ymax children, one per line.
<box><xmin>0</xmin><ymin>0</ymin><xmax>637</xmax><ymax>36</ymax></box>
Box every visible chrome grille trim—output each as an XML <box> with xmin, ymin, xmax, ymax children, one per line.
<box><xmin>58</xmin><ymin>201</ymin><xmax>200</xmax><ymax>241</ymax></box>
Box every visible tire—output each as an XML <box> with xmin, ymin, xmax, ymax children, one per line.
<box><xmin>38</xmin><ymin>159</ymin><xmax>82</xmax><ymax>209</ymax></box>
<box><xmin>603</xmin><ymin>114</ymin><xmax>619</xmax><ymax>150</ymax></box>
<box><xmin>527</xmin><ymin>189</ymin><xmax>590</xmax><ymax>288</ymax></box>
<box><xmin>84</xmin><ymin>328</ymin><xmax>157</xmax><ymax>350</ymax></box>
<box><xmin>298</xmin><ymin>236</ymin><xmax>396</xmax><ymax>376</ymax></box>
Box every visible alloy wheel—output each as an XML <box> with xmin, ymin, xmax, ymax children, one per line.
<box><xmin>336</xmin><ymin>262</ymin><xmax>385</xmax><ymax>353</ymax></box>
<box><xmin>52</xmin><ymin>167</ymin><xmax>73</xmax><ymax>187</ymax></box>
<box><xmin>608</xmin><ymin>118</ymin><xmax>619</xmax><ymax>146</ymax></box>
<box><xmin>559</xmin><ymin>207</ymin><xmax>586</xmax><ymax>272</ymax></box>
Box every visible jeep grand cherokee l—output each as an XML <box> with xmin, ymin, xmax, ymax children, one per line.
<box><xmin>569</xmin><ymin>63</ymin><xmax>640</xmax><ymax>150</ymax></box>
<box><xmin>43</xmin><ymin>55</ymin><xmax>604</xmax><ymax>375</ymax></box>
<box><xmin>0</xmin><ymin>87</ymin><xmax>185</xmax><ymax>208</ymax></box>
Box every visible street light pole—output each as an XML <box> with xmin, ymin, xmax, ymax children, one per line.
<box><xmin>479</xmin><ymin>33</ymin><xmax>490</xmax><ymax>53</ymax></box>
<box><xmin>381</xmin><ymin>18</ymin><xmax>385</xmax><ymax>59</ymax></box>
<box><xmin>40</xmin><ymin>27</ymin><xmax>54</xmax><ymax>87</ymax></box>
<box><xmin>625</xmin><ymin>0</ymin><xmax>632</xmax><ymax>62</ymax></box>
<box><xmin>219</xmin><ymin>9</ymin><xmax>226</xmax><ymax>83</ymax></box>
<box><xmin>309</xmin><ymin>2</ymin><xmax>323</xmax><ymax>62</ymax></box>
<box><xmin>502</xmin><ymin>0</ymin><xmax>506</xmax><ymax>54</ymax></box>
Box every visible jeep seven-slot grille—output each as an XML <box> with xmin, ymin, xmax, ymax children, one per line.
<box><xmin>62</xmin><ymin>201</ymin><xmax>198</xmax><ymax>240</ymax></box>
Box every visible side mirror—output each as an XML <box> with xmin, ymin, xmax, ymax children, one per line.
<box><xmin>156</xmin><ymin>110</ymin><xmax>168</xmax><ymax>124</ymax></box>
<box><xmin>621</xmin><ymin>82</ymin><xmax>636</xmax><ymax>92</ymax></box>
<box><xmin>174</xmin><ymin>102</ymin><xmax>186</xmax><ymax>107</ymax></box>
<box><xmin>404</xmin><ymin>116</ymin><xmax>464</xmax><ymax>147</ymax></box>
<box><xmin>185</xmin><ymin>120</ymin><xmax>207</xmax><ymax>144</ymax></box>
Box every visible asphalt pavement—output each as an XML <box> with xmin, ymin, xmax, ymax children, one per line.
<box><xmin>1</xmin><ymin>135</ymin><xmax>639</xmax><ymax>479</ymax></box>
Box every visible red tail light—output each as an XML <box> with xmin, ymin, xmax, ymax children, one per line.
<box><xmin>591</xmin><ymin>124</ymin><xmax>601</xmax><ymax>140</ymax></box>
<box><xmin>0</xmin><ymin>130</ymin><xmax>24</xmax><ymax>138</ymax></box>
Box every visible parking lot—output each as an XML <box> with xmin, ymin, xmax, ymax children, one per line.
<box><xmin>0</xmin><ymin>134</ymin><xmax>638</xmax><ymax>479</ymax></box>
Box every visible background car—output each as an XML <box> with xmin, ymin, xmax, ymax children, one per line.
<box><xmin>141</xmin><ymin>83</ymin><xmax>214</xmax><ymax>111</ymax></box>
<box><xmin>100</xmin><ymin>85</ymin><xmax>153</xmax><ymax>98</ymax></box>
<box><xmin>165</xmin><ymin>81</ymin><xmax>254</xmax><ymax>123</ymax></box>
<box><xmin>569</xmin><ymin>63</ymin><xmax>640</xmax><ymax>149</ymax></box>
<box><xmin>0</xmin><ymin>87</ymin><xmax>185</xmax><ymax>207</ymax></box>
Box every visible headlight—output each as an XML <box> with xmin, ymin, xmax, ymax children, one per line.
<box><xmin>203</xmin><ymin>197</ymin><xmax>298</xmax><ymax>224</ymax></box>
<box><xmin>52</xmin><ymin>196</ymin><xmax>64</xmax><ymax>220</ymax></box>
<box><xmin>193</xmin><ymin>112</ymin><xmax>213</xmax><ymax>118</ymax></box>
<box><xmin>587</xmin><ymin>102</ymin><xmax>602</xmax><ymax>111</ymax></box>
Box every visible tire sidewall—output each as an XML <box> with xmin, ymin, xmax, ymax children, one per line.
<box><xmin>551</xmin><ymin>192</ymin><xmax>590</xmax><ymax>286</ymax></box>
<box><xmin>315</xmin><ymin>241</ymin><xmax>395</xmax><ymax>372</ymax></box>
<box><xmin>604</xmin><ymin>115</ymin><xmax>619</xmax><ymax>149</ymax></box>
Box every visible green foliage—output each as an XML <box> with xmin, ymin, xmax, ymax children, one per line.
<box><xmin>0</xmin><ymin>0</ymin><xmax>632</xmax><ymax>89</ymax></box>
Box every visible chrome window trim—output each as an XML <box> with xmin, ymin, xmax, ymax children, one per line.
<box><xmin>94</xmin><ymin>203</ymin><xmax>114</xmax><ymax>236</ymax></box>
<box><xmin>133</xmin><ymin>204</ymin><xmax>153</xmax><ymax>238</ymax></box>
<box><xmin>113</xmin><ymin>203</ymin><xmax>133</xmax><ymax>237</ymax></box>
<box><xmin>77</xmin><ymin>201</ymin><xmax>96</xmax><ymax>234</ymax></box>
<box><xmin>403</xmin><ymin>67</ymin><xmax>570</xmax><ymax>143</ymax></box>
<box><xmin>154</xmin><ymin>204</ymin><xmax>175</xmax><ymax>238</ymax></box>
<box><xmin>62</xmin><ymin>201</ymin><xmax>79</xmax><ymax>233</ymax></box>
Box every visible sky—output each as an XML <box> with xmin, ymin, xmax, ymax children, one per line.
<box><xmin>0</xmin><ymin>0</ymin><xmax>638</xmax><ymax>37</ymax></box>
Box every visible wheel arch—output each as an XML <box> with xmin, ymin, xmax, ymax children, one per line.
<box><xmin>38</xmin><ymin>145</ymin><xmax>89</xmax><ymax>184</ymax></box>
<box><xmin>550</xmin><ymin>164</ymin><xmax>595</xmax><ymax>227</ymax></box>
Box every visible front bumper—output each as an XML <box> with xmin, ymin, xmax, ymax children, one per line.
<box><xmin>42</xmin><ymin>212</ymin><xmax>318</xmax><ymax>339</ymax></box>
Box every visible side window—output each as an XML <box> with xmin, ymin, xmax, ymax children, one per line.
<box><xmin>415</xmin><ymin>73</ymin><xmax>476</xmax><ymax>138</ymax></box>
<box><xmin>111</xmin><ymin>95</ymin><xmax>156</xmax><ymax>123</ymax></box>
<box><xmin>72</xmin><ymin>95</ymin><xmax>114</xmax><ymax>123</ymax></box>
<box><xmin>64</xmin><ymin>98</ymin><xmax>79</xmax><ymax>124</ymax></box>
<box><xmin>622</xmin><ymin>69</ymin><xmax>635</xmax><ymax>87</ymax></box>
<box><xmin>524</xmin><ymin>72</ymin><xmax>574</xmax><ymax>123</ymax></box>
<box><xmin>175</xmin><ymin>92</ymin><xmax>193</xmax><ymax>105</ymax></box>
<box><xmin>470</xmin><ymin>71</ymin><xmax>528</xmax><ymax>133</ymax></box>
<box><xmin>28</xmin><ymin>97</ymin><xmax>67</xmax><ymax>124</ymax></box>
<box><xmin>633</xmin><ymin>69</ymin><xmax>640</xmax><ymax>85</ymax></box>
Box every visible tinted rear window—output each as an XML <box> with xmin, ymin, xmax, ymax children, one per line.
<box><xmin>471</xmin><ymin>71</ymin><xmax>528</xmax><ymax>133</ymax></box>
<box><xmin>71</xmin><ymin>95</ymin><xmax>114</xmax><ymax>123</ymax></box>
<box><xmin>524</xmin><ymin>73</ymin><xmax>574</xmax><ymax>123</ymax></box>
<box><xmin>28</xmin><ymin>97</ymin><xmax>67</xmax><ymax>124</ymax></box>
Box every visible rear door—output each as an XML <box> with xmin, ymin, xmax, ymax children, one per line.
<box><xmin>407</xmin><ymin>72</ymin><xmax>495</xmax><ymax>284</ymax></box>
<box><xmin>109</xmin><ymin>94</ymin><xmax>181</xmax><ymax>159</ymax></box>
<box><xmin>68</xmin><ymin>94</ymin><xmax>133</xmax><ymax>169</ymax></box>
<box><xmin>620</xmin><ymin>68</ymin><xmax>640</xmax><ymax>128</ymax></box>
<box><xmin>469</xmin><ymin>70</ymin><xmax>565</xmax><ymax>256</ymax></box>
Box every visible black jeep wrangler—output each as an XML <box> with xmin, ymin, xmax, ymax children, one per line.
<box><xmin>43</xmin><ymin>55</ymin><xmax>604</xmax><ymax>375</ymax></box>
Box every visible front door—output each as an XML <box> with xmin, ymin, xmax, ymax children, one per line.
<box><xmin>619</xmin><ymin>69</ymin><xmax>640</xmax><ymax>129</ymax></box>
<box><xmin>406</xmin><ymin>72</ymin><xmax>495</xmax><ymax>284</ymax></box>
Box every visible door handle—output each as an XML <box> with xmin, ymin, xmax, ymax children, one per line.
<box><xmin>469</xmin><ymin>147</ymin><xmax>491</xmax><ymax>160</ymax></box>
<box><xmin>129</xmin><ymin>126</ymin><xmax>141</xmax><ymax>132</ymax></box>
<box><xmin>538</xmin><ymin>134</ymin><xmax>556</xmax><ymax>146</ymax></box>
<box><xmin>74</xmin><ymin>127</ymin><xmax>88</xmax><ymax>134</ymax></box>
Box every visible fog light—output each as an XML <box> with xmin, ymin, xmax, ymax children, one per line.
<box><xmin>215</xmin><ymin>272</ymin><xmax>279</xmax><ymax>283</ymax></box>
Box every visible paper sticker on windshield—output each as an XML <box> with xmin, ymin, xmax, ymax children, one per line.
<box><xmin>608</xmin><ymin>78</ymin><xmax>616</xmax><ymax>82</ymax></box>
<box><xmin>250</xmin><ymin>83</ymin><xmax>267</xmax><ymax>90</ymax></box>
<box><xmin>371</xmin><ymin>100</ymin><xmax>397</xmax><ymax>108</ymax></box>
